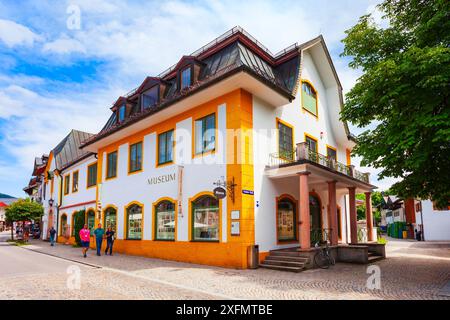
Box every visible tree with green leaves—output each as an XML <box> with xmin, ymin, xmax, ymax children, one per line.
<box><xmin>5</xmin><ymin>198</ymin><xmax>44</xmax><ymax>240</ymax></box>
<box><xmin>73</xmin><ymin>210</ymin><xmax>86</xmax><ymax>246</ymax></box>
<box><xmin>341</xmin><ymin>0</ymin><xmax>450</xmax><ymax>207</ymax></box>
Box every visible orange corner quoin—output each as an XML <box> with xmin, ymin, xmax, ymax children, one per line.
<box><xmin>32</xmin><ymin>26</ymin><xmax>375</xmax><ymax>270</ymax></box>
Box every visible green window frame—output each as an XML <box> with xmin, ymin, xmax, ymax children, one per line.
<box><xmin>327</xmin><ymin>146</ymin><xmax>337</xmax><ymax>161</ymax></box>
<box><xmin>87</xmin><ymin>210</ymin><xmax>95</xmax><ymax>235</ymax></box>
<box><xmin>64</xmin><ymin>175</ymin><xmax>70</xmax><ymax>195</ymax></box>
<box><xmin>154</xmin><ymin>200</ymin><xmax>175</xmax><ymax>241</ymax></box>
<box><xmin>103</xmin><ymin>207</ymin><xmax>117</xmax><ymax>233</ymax></box>
<box><xmin>302</xmin><ymin>81</ymin><xmax>318</xmax><ymax>116</ymax></box>
<box><xmin>106</xmin><ymin>151</ymin><xmax>118</xmax><ymax>179</ymax></box>
<box><xmin>158</xmin><ymin>130</ymin><xmax>174</xmax><ymax>165</ymax></box>
<box><xmin>278</xmin><ymin>121</ymin><xmax>294</xmax><ymax>160</ymax></box>
<box><xmin>194</xmin><ymin>113</ymin><xmax>216</xmax><ymax>155</ymax></box>
<box><xmin>126</xmin><ymin>204</ymin><xmax>142</xmax><ymax>240</ymax></box>
<box><xmin>60</xmin><ymin>214</ymin><xmax>68</xmax><ymax>236</ymax></box>
<box><xmin>87</xmin><ymin>163</ymin><xmax>97</xmax><ymax>187</ymax></box>
<box><xmin>191</xmin><ymin>195</ymin><xmax>219</xmax><ymax>241</ymax></box>
<box><xmin>129</xmin><ymin>142</ymin><xmax>142</xmax><ymax>173</ymax></box>
<box><xmin>305</xmin><ymin>136</ymin><xmax>318</xmax><ymax>153</ymax></box>
<box><xmin>72</xmin><ymin>171</ymin><xmax>79</xmax><ymax>192</ymax></box>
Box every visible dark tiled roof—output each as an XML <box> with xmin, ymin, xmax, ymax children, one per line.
<box><xmin>53</xmin><ymin>130</ymin><xmax>94</xmax><ymax>170</ymax></box>
<box><xmin>82</xmin><ymin>30</ymin><xmax>301</xmax><ymax>148</ymax></box>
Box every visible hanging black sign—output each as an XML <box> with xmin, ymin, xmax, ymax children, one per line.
<box><xmin>213</xmin><ymin>187</ymin><xmax>227</xmax><ymax>199</ymax></box>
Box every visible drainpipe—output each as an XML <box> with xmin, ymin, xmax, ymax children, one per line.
<box><xmin>56</xmin><ymin>170</ymin><xmax>63</xmax><ymax>239</ymax></box>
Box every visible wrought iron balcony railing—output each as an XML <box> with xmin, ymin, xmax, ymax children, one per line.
<box><xmin>268</xmin><ymin>142</ymin><xmax>371</xmax><ymax>184</ymax></box>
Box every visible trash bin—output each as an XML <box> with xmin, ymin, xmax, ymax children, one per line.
<box><xmin>247</xmin><ymin>244</ymin><xmax>259</xmax><ymax>269</ymax></box>
<box><xmin>402</xmin><ymin>230</ymin><xmax>407</xmax><ymax>239</ymax></box>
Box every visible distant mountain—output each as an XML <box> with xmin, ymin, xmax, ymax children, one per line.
<box><xmin>0</xmin><ymin>193</ymin><xmax>15</xmax><ymax>198</ymax></box>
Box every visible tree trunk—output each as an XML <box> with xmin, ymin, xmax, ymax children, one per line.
<box><xmin>10</xmin><ymin>223</ymin><xmax>13</xmax><ymax>241</ymax></box>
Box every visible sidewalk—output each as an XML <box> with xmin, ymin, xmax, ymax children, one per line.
<box><xmin>17</xmin><ymin>239</ymin><xmax>450</xmax><ymax>300</ymax></box>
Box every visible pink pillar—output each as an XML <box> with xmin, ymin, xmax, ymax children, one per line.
<box><xmin>365</xmin><ymin>192</ymin><xmax>374</xmax><ymax>242</ymax></box>
<box><xmin>348</xmin><ymin>187</ymin><xmax>357</xmax><ymax>244</ymax></box>
<box><xmin>327</xmin><ymin>181</ymin><xmax>338</xmax><ymax>245</ymax></box>
<box><xmin>298</xmin><ymin>172</ymin><xmax>311</xmax><ymax>249</ymax></box>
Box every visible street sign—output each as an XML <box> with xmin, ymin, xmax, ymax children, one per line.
<box><xmin>213</xmin><ymin>187</ymin><xmax>227</xmax><ymax>199</ymax></box>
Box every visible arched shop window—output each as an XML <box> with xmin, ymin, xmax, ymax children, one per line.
<box><xmin>277</xmin><ymin>197</ymin><xmax>297</xmax><ymax>241</ymax></box>
<box><xmin>126</xmin><ymin>204</ymin><xmax>143</xmax><ymax>240</ymax></box>
<box><xmin>192</xmin><ymin>195</ymin><xmax>219</xmax><ymax>241</ymax></box>
<box><xmin>86</xmin><ymin>210</ymin><xmax>95</xmax><ymax>234</ymax></box>
<box><xmin>60</xmin><ymin>214</ymin><xmax>68</xmax><ymax>236</ymax></box>
<box><xmin>104</xmin><ymin>207</ymin><xmax>117</xmax><ymax>233</ymax></box>
<box><xmin>155</xmin><ymin>200</ymin><xmax>175</xmax><ymax>240</ymax></box>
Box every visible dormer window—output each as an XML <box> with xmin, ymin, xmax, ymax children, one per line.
<box><xmin>118</xmin><ymin>104</ymin><xmax>126</xmax><ymax>122</ymax></box>
<box><xmin>181</xmin><ymin>66</ymin><xmax>192</xmax><ymax>90</ymax></box>
<box><xmin>142</xmin><ymin>85</ymin><xmax>159</xmax><ymax>110</ymax></box>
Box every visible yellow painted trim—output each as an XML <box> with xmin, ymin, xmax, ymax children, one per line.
<box><xmin>44</xmin><ymin>151</ymin><xmax>54</xmax><ymax>183</ymax></box>
<box><xmin>276</xmin><ymin>117</ymin><xmax>295</xmax><ymax>158</ymax></box>
<box><xmin>86</xmin><ymin>161</ymin><xmax>98</xmax><ymax>189</ymax></box>
<box><xmin>188</xmin><ymin>191</ymin><xmax>221</xmax><ymax>242</ymax></box>
<box><xmin>71</xmin><ymin>170</ymin><xmax>79</xmax><ymax>193</ymax></box>
<box><xmin>304</xmin><ymin>133</ymin><xmax>319</xmax><ymax>152</ymax></box>
<box><xmin>105</xmin><ymin>150</ymin><xmax>118</xmax><ymax>180</ymax></box>
<box><xmin>152</xmin><ymin>197</ymin><xmax>177</xmax><ymax>241</ymax></box>
<box><xmin>326</xmin><ymin>144</ymin><xmax>337</xmax><ymax>161</ymax></box>
<box><xmin>124</xmin><ymin>201</ymin><xmax>144</xmax><ymax>240</ymax></box>
<box><xmin>128</xmin><ymin>141</ymin><xmax>143</xmax><ymax>175</ymax></box>
<box><xmin>300</xmin><ymin>79</ymin><xmax>319</xmax><ymax>119</ymax></box>
<box><xmin>156</xmin><ymin>129</ymin><xmax>175</xmax><ymax>167</ymax></box>
<box><xmin>192</xmin><ymin>112</ymin><xmax>218</xmax><ymax>159</ymax></box>
<box><xmin>63</xmin><ymin>174</ymin><xmax>70</xmax><ymax>195</ymax></box>
<box><xmin>346</xmin><ymin>148</ymin><xmax>351</xmax><ymax>166</ymax></box>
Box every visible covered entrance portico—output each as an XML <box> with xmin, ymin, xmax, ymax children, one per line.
<box><xmin>266</xmin><ymin>160</ymin><xmax>376</xmax><ymax>250</ymax></box>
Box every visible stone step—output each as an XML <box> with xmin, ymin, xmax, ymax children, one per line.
<box><xmin>368</xmin><ymin>255</ymin><xmax>384</xmax><ymax>263</ymax></box>
<box><xmin>259</xmin><ymin>263</ymin><xmax>304</xmax><ymax>273</ymax></box>
<box><xmin>262</xmin><ymin>259</ymin><xmax>306</xmax><ymax>267</ymax></box>
<box><xmin>269</xmin><ymin>250</ymin><xmax>303</xmax><ymax>257</ymax></box>
<box><xmin>265</xmin><ymin>255</ymin><xmax>309</xmax><ymax>263</ymax></box>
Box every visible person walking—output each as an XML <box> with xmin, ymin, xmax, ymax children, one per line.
<box><xmin>94</xmin><ymin>223</ymin><xmax>105</xmax><ymax>256</ymax></box>
<box><xmin>49</xmin><ymin>226</ymin><xmax>56</xmax><ymax>246</ymax></box>
<box><xmin>79</xmin><ymin>224</ymin><xmax>90</xmax><ymax>258</ymax></box>
<box><xmin>104</xmin><ymin>227</ymin><xmax>115</xmax><ymax>256</ymax></box>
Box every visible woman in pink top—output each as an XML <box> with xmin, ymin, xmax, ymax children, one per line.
<box><xmin>79</xmin><ymin>224</ymin><xmax>90</xmax><ymax>258</ymax></box>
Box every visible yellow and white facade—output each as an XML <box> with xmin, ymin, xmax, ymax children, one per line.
<box><xmin>38</xmin><ymin>27</ymin><xmax>375</xmax><ymax>269</ymax></box>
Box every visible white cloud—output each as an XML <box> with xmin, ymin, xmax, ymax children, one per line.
<box><xmin>0</xmin><ymin>19</ymin><xmax>42</xmax><ymax>47</ymax></box>
<box><xmin>43</xmin><ymin>36</ymin><xmax>86</xmax><ymax>54</ymax></box>
<box><xmin>0</xmin><ymin>0</ymin><xmax>390</xmax><ymax>197</ymax></box>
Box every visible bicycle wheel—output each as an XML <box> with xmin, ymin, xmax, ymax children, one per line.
<box><xmin>314</xmin><ymin>251</ymin><xmax>330</xmax><ymax>269</ymax></box>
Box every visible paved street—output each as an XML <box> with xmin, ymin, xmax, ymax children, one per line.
<box><xmin>0</xmin><ymin>231</ymin><xmax>449</xmax><ymax>300</ymax></box>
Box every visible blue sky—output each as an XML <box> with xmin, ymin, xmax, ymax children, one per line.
<box><xmin>0</xmin><ymin>0</ymin><xmax>395</xmax><ymax>197</ymax></box>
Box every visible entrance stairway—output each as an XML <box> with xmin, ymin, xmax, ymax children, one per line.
<box><xmin>259</xmin><ymin>249</ymin><xmax>309</xmax><ymax>272</ymax></box>
<box><xmin>367</xmin><ymin>251</ymin><xmax>384</xmax><ymax>263</ymax></box>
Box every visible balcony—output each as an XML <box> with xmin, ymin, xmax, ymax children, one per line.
<box><xmin>268</xmin><ymin>142</ymin><xmax>370</xmax><ymax>184</ymax></box>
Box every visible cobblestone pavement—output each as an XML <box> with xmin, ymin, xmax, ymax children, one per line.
<box><xmin>1</xmin><ymin>236</ymin><xmax>449</xmax><ymax>300</ymax></box>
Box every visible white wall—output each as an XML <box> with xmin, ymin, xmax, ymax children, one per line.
<box><xmin>420</xmin><ymin>200</ymin><xmax>450</xmax><ymax>241</ymax></box>
<box><xmin>99</xmin><ymin>104</ymin><xmax>227</xmax><ymax>241</ymax></box>
<box><xmin>252</xmin><ymin>50</ymin><xmax>352</xmax><ymax>252</ymax></box>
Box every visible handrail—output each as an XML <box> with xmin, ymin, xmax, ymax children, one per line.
<box><xmin>268</xmin><ymin>143</ymin><xmax>370</xmax><ymax>184</ymax></box>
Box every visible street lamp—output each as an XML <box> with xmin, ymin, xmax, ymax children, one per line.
<box><xmin>48</xmin><ymin>198</ymin><xmax>54</xmax><ymax>207</ymax></box>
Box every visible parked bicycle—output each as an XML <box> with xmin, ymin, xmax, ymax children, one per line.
<box><xmin>313</xmin><ymin>239</ymin><xmax>335</xmax><ymax>269</ymax></box>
